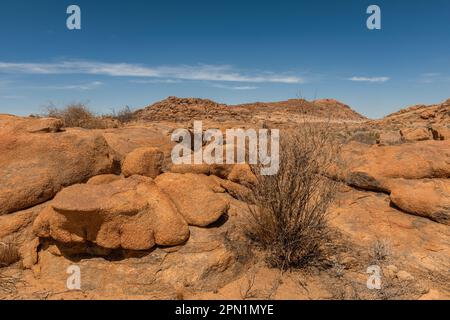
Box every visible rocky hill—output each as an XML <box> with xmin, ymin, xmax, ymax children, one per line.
<box><xmin>133</xmin><ymin>96</ymin><xmax>366</xmax><ymax>123</ymax></box>
<box><xmin>234</xmin><ymin>98</ymin><xmax>366</xmax><ymax>121</ymax></box>
<box><xmin>381</xmin><ymin>98</ymin><xmax>450</xmax><ymax>127</ymax></box>
<box><xmin>366</xmin><ymin>98</ymin><xmax>450</xmax><ymax>145</ymax></box>
<box><xmin>134</xmin><ymin>97</ymin><xmax>251</xmax><ymax>122</ymax></box>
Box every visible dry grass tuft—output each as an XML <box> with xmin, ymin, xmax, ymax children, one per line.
<box><xmin>368</xmin><ymin>239</ymin><xmax>392</xmax><ymax>264</ymax></box>
<box><xmin>246</xmin><ymin>122</ymin><xmax>340</xmax><ymax>270</ymax></box>
<box><xmin>0</xmin><ymin>239</ymin><xmax>20</xmax><ymax>268</ymax></box>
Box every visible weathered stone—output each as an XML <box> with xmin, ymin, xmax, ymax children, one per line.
<box><xmin>0</xmin><ymin>117</ymin><xmax>115</xmax><ymax>215</ymax></box>
<box><xmin>122</xmin><ymin>147</ymin><xmax>164</xmax><ymax>179</ymax></box>
<box><xmin>389</xmin><ymin>179</ymin><xmax>450</xmax><ymax>225</ymax></box>
<box><xmin>155</xmin><ymin>173</ymin><xmax>230</xmax><ymax>227</ymax></box>
<box><xmin>33</xmin><ymin>176</ymin><xmax>189</xmax><ymax>250</ymax></box>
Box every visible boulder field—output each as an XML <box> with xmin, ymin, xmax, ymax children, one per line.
<box><xmin>0</xmin><ymin>111</ymin><xmax>449</xmax><ymax>299</ymax></box>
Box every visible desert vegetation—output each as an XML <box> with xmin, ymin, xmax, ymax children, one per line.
<box><xmin>1</xmin><ymin>97</ymin><xmax>449</xmax><ymax>299</ymax></box>
<box><xmin>246</xmin><ymin>123</ymin><xmax>340</xmax><ymax>270</ymax></box>
<box><xmin>0</xmin><ymin>239</ymin><xmax>20</xmax><ymax>268</ymax></box>
<box><xmin>43</xmin><ymin>103</ymin><xmax>135</xmax><ymax>128</ymax></box>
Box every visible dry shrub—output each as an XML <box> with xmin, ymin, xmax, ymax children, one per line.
<box><xmin>44</xmin><ymin>103</ymin><xmax>109</xmax><ymax>129</ymax></box>
<box><xmin>0</xmin><ymin>239</ymin><xmax>20</xmax><ymax>268</ymax></box>
<box><xmin>368</xmin><ymin>239</ymin><xmax>392</xmax><ymax>264</ymax></box>
<box><xmin>246</xmin><ymin>122</ymin><xmax>339</xmax><ymax>270</ymax></box>
<box><xmin>114</xmin><ymin>105</ymin><xmax>134</xmax><ymax>124</ymax></box>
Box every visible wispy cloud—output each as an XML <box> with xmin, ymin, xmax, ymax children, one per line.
<box><xmin>0</xmin><ymin>61</ymin><xmax>304</xmax><ymax>84</ymax></box>
<box><xmin>348</xmin><ymin>76</ymin><xmax>390</xmax><ymax>83</ymax></box>
<box><xmin>211</xmin><ymin>83</ymin><xmax>258</xmax><ymax>90</ymax></box>
<box><xmin>40</xmin><ymin>81</ymin><xmax>104</xmax><ymax>90</ymax></box>
<box><xmin>129</xmin><ymin>79</ymin><xmax>182</xmax><ymax>84</ymax></box>
<box><xmin>421</xmin><ymin>72</ymin><xmax>441</xmax><ymax>77</ymax></box>
<box><xmin>418</xmin><ymin>72</ymin><xmax>444</xmax><ymax>83</ymax></box>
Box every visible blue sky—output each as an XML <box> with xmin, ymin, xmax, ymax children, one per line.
<box><xmin>0</xmin><ymin>0</ymin><xmax>449</xmax><ymax>118</ymax></box>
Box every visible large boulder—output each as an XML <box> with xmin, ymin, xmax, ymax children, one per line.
<box><xmin>227</xmin><ymin>164</ymin><xmax>257</xmax><ymax>186</ymax></box>
<box><xmin>335</xmin><ymin>140</ymin><xmax>450</xmax><ymax>192</ymax></box>
<box><xmin>122</xmin><ymin>147</ymin><xmax>164</xmax><ymax>178</ymax></box>
<box><xmin>389</xmin><ymin>179</ymin><xmax>450</xmax><ymax>225</ymax></box>
<box><xmin>155</xmin><ymin>173</ymin><xmax>231</xmax><ymax>227</ymax></box>
<box><xmin>430</xmin><ymin>125</ymin><xmax>450</xmax><ymax>140</ymax></box>
<box><xmin>0</xmin><ymin>114</ymin><xmax>64</xmax><ymax>134</ymax></box>
<box><xmin>0</xmin><ymin>202</ymin><xmax>46</xmax><ymax>269</ymax></box>
<box><xmin>31</xmin><ymin>217</ymin><xmax>249</xmax><ymax>299</ymax></box>
<box><xmin>33</xmin><ymin>175</ymin><xmax>190</xmax><ymax>250</ymax></box>
<box><xmin>0</xmin><ymin>117</ymin><xmax>115</xmax><ymax>215</ymax></box>
<box><xmin>400</xmin><ymin>127</ymin><xmax>432</xmax><ymax>142</ymax></box>
<box><xmin>101</xmin><ymin>125</ymin><xmax>175</xmax><ymax>165</ymax></box>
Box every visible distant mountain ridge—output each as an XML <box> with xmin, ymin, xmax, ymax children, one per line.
<box><xmin>133</xmin><ymin>96</ymin><xmax>366</xmax><ymax>122</ymax></box>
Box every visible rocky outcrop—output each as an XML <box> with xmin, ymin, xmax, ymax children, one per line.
<box><xmin>33</xmin><ymin>175</ymin><xmax>190</xmax><ymax>251</ymax></box>
<box><xmin>155</xmin><ymin>173</ymin><xmax>231</xmax><ymax>227</ymax></box>
<box><xmin>430</xmin><ymin>125</ymin><xmax>450</xmax><ymax>140</ymax></box>
<box><xmin>227</xmin><ymin>164</ymin><xmax>257</xmax><ymax>186</ymax></box>
<box><xmin>101</xmin><ymin>125</ymin><xmax>175</xmax><ymax>165</ymax></box>
<box><xmin>400</xmin><ymin>127</ymin><xmax>432</xmax><ymax>142</ymax></box>
<box><xmin>331</xmin><ymin>188</ymin><xmax>450</xmax><ymax>279</ymax></box>
<box><xmin>389</xmin><ymin>179</ymin><xmax>450</xmax><ymax>225</ymax></box>
<box><xmin>0</xmin><ymin>116</ymin><xmax>115</xmax><ymax>215</ymax></box>
<box><xmin>334</xmin><ymin>139</ymin><xmax>450</xmax><ymax>225</ymax></box>
<box><xmin>33</xmin><ymin>218</ymin><xmax>249</xmax><ymax>298</ymax></box>
<box><xmin>0</xmin><ymin>115</ymin><xmax>64</xmax><ymax>134</ymax></box>
<box><xmin>0</xmin><ymin>202</ymin><xmax>46</xmax><ymax>268</ymax></box>
<box><xmin>380</xmin><ymin>99</ymin><xmax>450</xmax><ymax>127</ymax></box>
<box><xmin>122</xmin><ymin>147</ymin><xmax>164</xmax><ymax>178</ymax></box>
<box><xmin>24</xmin><ymin>172</ymin><xmax>249</xmax><ymax>299</ymax></box>
<box><xmin>134</xmin><ymin>96</ymin><xmax>252</xmax><ymax>123</ymax></box>
<box><xmin>336</xmin><ymin>140</ymin><xmax>450</xmax><ymax>192</ymax></box>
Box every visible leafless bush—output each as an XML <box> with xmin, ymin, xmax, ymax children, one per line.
<box><xmin>43</xmin><ymin>103</ymin><xmax>109</xmax><ymax>129</ymax></box>
<box><xmin>246</xmin><ymin>122</ymin><xmax>340</xmax><ymax>270</ymax></box>
<box><xmin>0</xmin><ymin>239</ymin><xmax>20</xmax><ymax>268</ymax></box>
<box><xmin>114</xmin><ymin>105</ymin><xmax>134</xmax><ymax>124</ymax></box>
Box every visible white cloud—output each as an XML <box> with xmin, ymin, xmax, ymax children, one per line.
<box><xmin>211</xmin><ymin>83</ymin><xmax>258</xmax><ymax>90</ymax></box>
<box><xmin>129</xmin><ymin>79</ymin><xmax>182</xmax><ymax>84</ymax></box>
<box><xmin>35</xmin><ymin>81</ymin><xmax>103</xmax><ymax>90</ymax></box>
<box><xmin>348</xmin><ymin>76</ymin><xmax>390</xmax><ymax>83</ymax></box>
<box><xmin>0</xmin><ymin>61</ymin><xmax>304</xmax><ymax>84</ymax></box>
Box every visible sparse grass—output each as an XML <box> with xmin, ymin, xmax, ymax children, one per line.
<box><xmin>347</xmin><ymin>130</ymin><xmax>380</xmax><ymax>145</ymax></box>
<box><xmin>368</xmin><ymin>239</ymin><xmax>391</xmax><ymax>264</ymax></box>
<box><xmin>0</xmin><ymin>239</ymin><xmax>20</xmax><ymax>268</ymax></box>
<box><xmin>246</xmin><ymin>122</ymin><xmax>340</xmax><ymax>270</ymax></box>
